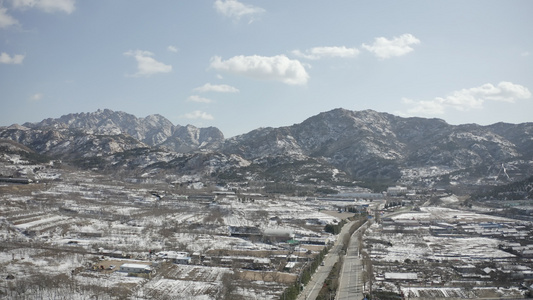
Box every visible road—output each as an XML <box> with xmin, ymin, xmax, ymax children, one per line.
<box><xmin>296</xmin><ymin>220</ymin><xmax>357</xmax><ymax>300</ymax></box>
<box><xmin>336</xmin><ymin>223</ymin><xmax>368</xmax><ymax>300</ymax></box>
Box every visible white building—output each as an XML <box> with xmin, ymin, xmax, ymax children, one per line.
<box><xmin>119</xmin><ymin>263</ymin><xmax>152</xmax><ymax>273</ymax></box>
<box><xmin>387</xmin><ymin>186</ymin><xmax>407</xmax><ymax>196</ymax></box>
<box><xmin>384</xmin><ymin>272</ymin><xmax>418</xmax><ymax>280</ymax></box>
<box><xmin>157</xmin><ymin>251</ymin><xmax>191</xmax><ymax>264</ymax></box>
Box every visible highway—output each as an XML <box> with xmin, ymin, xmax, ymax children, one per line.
<box><xmin>336</xmin><ymin>223</ymin><xmax>367</xmax><ymax>300</ymax></box>
<box><xmin>296</xmin><ymin>220</ymin><xmax>357</xmax><ymax>300</ymax></box>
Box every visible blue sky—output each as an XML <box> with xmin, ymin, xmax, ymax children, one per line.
<box><xmin>1</xmin><ymin>0</ymin><xmax>532</xmax><ymax>137</ymax></box>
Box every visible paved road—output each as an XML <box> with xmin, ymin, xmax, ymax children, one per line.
<box><xmin>296</xmin><ymin>220</ymin><xmax>357</xmax><ymax>300</ymax></box>
<box><xmin>336</xmin><ymin>223</ymin><xmax>368</xmax><ymax>300</ymax></box>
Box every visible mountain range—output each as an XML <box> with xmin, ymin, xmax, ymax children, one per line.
<box><xmin>1</xmin><ymin>108</ymin><xmax>532</xmax><ymax>192</ymax></box>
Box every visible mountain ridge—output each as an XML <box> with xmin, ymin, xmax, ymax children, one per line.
<box><xmin>220</xmin><ymin>108</ymin><xmax>532</xmax><ymax>182</ymax></box>
<box><xmin>21</xmin><ymin>108</ymin><xmax>225</xmax><ymax>153</ymax></box>
<box><xmin>2</xmin><ymin>108</ymin><xmax>532</xmax><ymax>190</ymax></box>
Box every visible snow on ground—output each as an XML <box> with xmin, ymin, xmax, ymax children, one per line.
<box><xmin>75</xmin><ymin>271</ymin><xmax>146</xmax><ymax>287</ymax></box>
<box><xmin>0</xmin><ymin>248</ymin><xmax>44</xmax><ymax>264</ymax></box>
<box><xmin>401</xmin><ymin>287</ymin><xmax>469</xmax><ymax>298</ymax></box>
<box><xmin>373</xmin><ymin>230</ymin><xmax>515</xmax><ymax>262</ymax></box>
<box><xmin>400</xmin><ymin>286</ymin><xmax>525</xmax><ymax>299</ymax></box>
<box><xmin>113</xmin><ymin>206</ymin><xmax>141</xmax><ymax>215</ymax></box>
<box><xmin>139</xmin><ymin>265</ymin><xmax>283</xmax><ymax>300</ymax></box>
<box><xmin>174</xmin><ymin>233</ymin><xmax>261</xmax><ymax>253</ymax></box>
<box><xmin>164</xmin><ymin>264</ymin><xmax>230</xmax><ymax>281</ymax></box>
<box><xmin>440</xmin><ymin>195</ymin><xmax>459</xmax><ymax>204</ymax></box>
<box><xmin>14</xmin><ymin>215</ymin><xmax>68</xmax><ymax>229</ymax></box>
<box><xmin>423</xmin><ymin>236</ymin><xmax>515</xmax><ymax>261</ymax></box>
<box><xmin>138</xmin><ymin>278</ymin><xmax>218</xmax><ymax>299</ymax></box>
<box><xmin>371</xmin><ymin>206</ymin><xmax>518</xmax><ymax>263</ymax></box>
<box><xmin>391</xmin><ymin>206</ymin><xmax>516</xmax><ymax>223</ymax></box>
<box><xmin>371</xmin><ymin>233</ymin><xmax>430</xmax><ymax>262</ymax></box>
<box><xmin>128</xmin><ymin>263</ymin><xmax>231</xmax><ymax>299</ymax></box>
<box><xmin>169</xmin><ymin>212</ymin><xmax>202</xmax><ymax>224</ymax></box>
<box><xmin>401</xmin><ymin>166</ymin><xmax>458</xmax><ymax>179</ymax></box>
<box><xmin>0</xmin><ymin>167</ymin><xmax>342</xmax><ymax>299</ymax></box>
<box><xmin>2</xmin><ymin>195</ymin><xmax>33</xmax><ymax>203</ymax></box>
<box><xmin>0</xmin><ymin>247</ymin><xmax>87</xmax><ymax>279</ymax></box>
<box><xmin>367</xmin><ymin>205</ymin><xmax>528</xmax><ymax>299</ymax></box>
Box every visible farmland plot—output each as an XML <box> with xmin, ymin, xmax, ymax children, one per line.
<box><xmin>364</xmin><ymin>205</ymin><xmax>530</xmax><ymax>299</ymax></box>
<box><xmin>0</xmin><ymin>167</ymin><xmax>339</xmax><ymax>299</ymax></box>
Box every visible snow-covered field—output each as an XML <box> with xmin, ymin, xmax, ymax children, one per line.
<box><xmin>5</xmin><ymin>157</ymin><xmax>529</xmax><ymax>299</ymax></box>
<box><xmin>0</xmin><ymin>167</ymin><xmax>343</xmax><ymax>299</ymax></box>
<box><xmin>391</xmin><ymin>206</ymin><xmax>516</xmax><ymax>223</ymax></box>
<box><xmin>366</xmin><ymin>204</ymin><xmax>531</xmax><ymax>299</ymax></box>
<box><xmin>370</xmin><ymin>233</ymin><xmax>515</xmax><ymax>262</ymax></box>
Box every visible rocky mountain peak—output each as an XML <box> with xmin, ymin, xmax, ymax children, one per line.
<box><xmin>2</xmin><ymin>108</ymin><xmax>532</xmax><ymax>188</ymax></box>
<box><xmin>21</xmin><ymin>109</ymin><xmax>224</xmax><ymax>153</ymax></box>
<box><xmin>221</xmin><ymin>108</ymin><xmax>533</xmax><ymax>183</ymax></box>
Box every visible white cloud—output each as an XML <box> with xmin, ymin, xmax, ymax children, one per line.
<box><xmin>11</xmin><ymin>0</ymin><xmax>75</xmax><ymax>14</ymax></box>
<box><xmin>292</xmin><ymin>46</ymin><xmax>360</xmax><ymax>60</ymax></box>
<box><xmin>467</xmin><ymin>82</ymin><xmax>531</xmax><ymax>102</ymax></box>
<box><xmin>124</xmin><ymin>50</ymin><xmax>172</xmax><ymax>77</ymax></box>
<box><xmin>401</xmin><ymin>97</ymin><xmax>446</xmax><ymax>115</ymax></box>
<box><xmin>187</xmin><ymin>95</ymin><xmax>213</xmax><ymax>103</ymax></box>
<box><xmin>0</xmin><ymin>52</ymin><xmax>24</xmax><ymax>64</ymax></box>
<box><xmin>210</xmin><ymin>54</ymin><xmax>309</xmax><ymax>85</ymax></box>
<box><xmin>167</xmin><ymin>45</ymin><xmax>179</xmax><ymax>53</ymax></box>
<box><xmin>521</xmin><ymin>51</ymin><xmax>530</xmax><ymax>57</ymax></box>
<box><xmin>362</xmin><ymin>33</ymin><xmax>420</xmax><ymax>59</ymax></box>
<box><xmin>183</xmin><ymin>110</ymin><xmax>214</xmax><ymax>120</ymax></box>
<box><xmin>403</xmin><ymin>82</ymin><xmax>531</xmax><ymax>116</ymax></box>
<box><xmin>30</xmin><ymin>93</ymin><xmax>43</xmax><ymax>101</ymax></box>
<box><xmin>214</xmin><ymin>0</ymin><xmax>265</xmax><ymax>23</ymax></box>
<box><xmin>193</xmin><ymin>83</ymin><xmax>239</xmax><ymax>93</ymax></box>
<box><xmin>0</xmin><ymin>6</ymin><xmax>19</xmax><ymax>28</ymax></box>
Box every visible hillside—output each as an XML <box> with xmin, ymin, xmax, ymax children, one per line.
<box><xmin>1</xmin><ymin>108</ymin><xmax>532</xmax><ymax>191</ymax></box>
<box><xmin>220</xmin><ymin>109</ymin><xmax>533</xmax><ymax>186</ymax></box>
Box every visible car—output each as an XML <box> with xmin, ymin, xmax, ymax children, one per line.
<box><xmin>320</xmin><ymin>261</ymin><xmax>325</xmax><ymax>266</ymax></box>
<box><xmin>108</xmin><ymin>265</ymin><xmax>115</xmax><ymax>270</ymax></box>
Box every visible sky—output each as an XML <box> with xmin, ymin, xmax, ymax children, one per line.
<box><xmin>1</xmin><ymin>0</ymin><xmax>532</xmax><ymax>138</ymax></box>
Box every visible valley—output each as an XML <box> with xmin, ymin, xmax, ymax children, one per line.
<box><xmin>1</xmin><ymin>108</ymin><xmax>532</xmax><ymax>299</ymax></box>
<box><xmin>0</xmin><ymin>163</ymin><xmax>348</xmax><ymax>299</ymax></box>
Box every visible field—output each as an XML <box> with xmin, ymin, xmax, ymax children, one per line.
<box><xmin>3</xmin><ymin>158</ymin><xmax>531</xmax><ymax>299</ymax></box>
<box><xmin>0</xmin><ymin>165</ymin><xmax>348</xmax><ymax>299</ymax></box>
<box><xmin>364</xmin><ymin>205</ymin><xmax>532</xmax><ymax>299</ymax></box>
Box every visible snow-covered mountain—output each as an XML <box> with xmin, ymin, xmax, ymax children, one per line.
<box><xmin>22</xmin><ymin>109</ymin><xmax>224</xmax><ymax>152</ymax></box>
<box><xmin>2</xmin><ymin>108</ymin><xmax>532</xmax><ymax>189</ymax></box>
<box><xmin>221</xmin><ymin>108</ymin><xmax>533</xmax><ymax>183</ymax></box>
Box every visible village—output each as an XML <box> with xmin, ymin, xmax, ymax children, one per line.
<box><xmin>363</xmin><ymin>201</ymin><xmax>533</xmax><ymax>299</ymax></box>
<box><xmin>0</xmin><ymin>160</ymin><xmax>532</xmax><ymax>299</ymax></box>
<box><xmin>0</xmin><ymin>163</ymin><xmax>367</xmax><ymax>299</ymax></box>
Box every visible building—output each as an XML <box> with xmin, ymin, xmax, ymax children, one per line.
<box><xmin>298</xmin><ymin>236</ymin><xmax>329</xmax><ymax>245</ymax></box>
<box><xmin>156</xmin><ymin>251</ymin><xmax>192</xmax><ymax>264</ymax></box>
<box><xmin>228</xmin><ymin>226</ymin><xmax>262</xmax><ymax>238</ymax></box>
<box><xmin>174</xmin><ymin>256</ymin><xmax>192</xmax><ymax>264</ymax></box>
<box><xmin>387</xmin><ymin>186</ymin><xmax>407</xmax><ymax>196</ymax></box>
<box><xmin>99</xmin><ymin>249</ymin><xmax>125</xmax><ymax>258</ymax></box>
<box><xmin>217</xmin><ymin>256</ymin><xmax>271</xmax><ymax>270</ymax></box>
<box><xmin>454</xmin><ymin>264</ymin><xmax>477</xmax><ymax>274</ymax></box>
<box><xmin>384</xmin><ymin>272</ymin><xmax>418</xmax><ymax>281</ymax></box>
<box><xmin>119</xmin><ymin>263</ymin><xmax>152</xmax><ymax>274</ymax></box>
<box><xmin>239</xmin><ymin>193</ymin><xmax>267</xmax><ymax>201</ymax></box>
